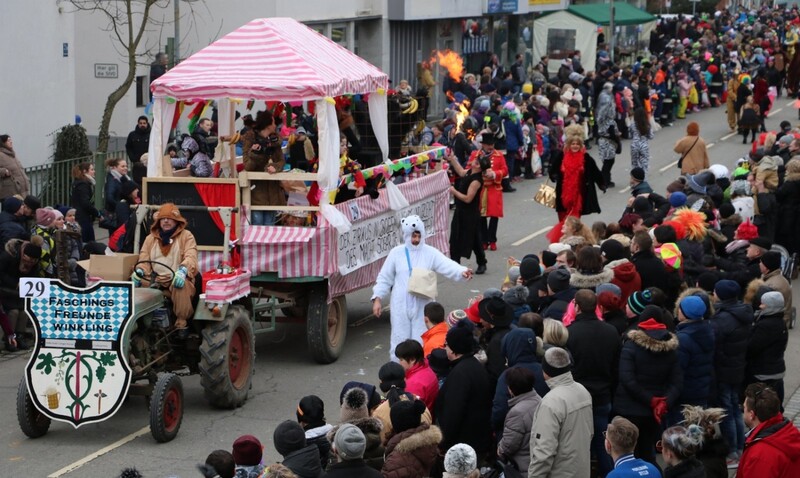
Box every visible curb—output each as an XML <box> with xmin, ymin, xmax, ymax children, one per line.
<box><xmin>785</xmin><ymin>384</ymin><xmax>800</xmax><ymax>428</ymax></box>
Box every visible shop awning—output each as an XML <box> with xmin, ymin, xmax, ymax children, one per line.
<box><xmin>567</xmin><ymin>3</ymin><xmax>656</xmax><ymax>27</ymax></box>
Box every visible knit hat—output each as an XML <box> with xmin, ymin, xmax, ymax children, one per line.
<box><xmin>56</xmin><ymin>205</ymin><xmax>76</xmax><ymax>217</ymax></box>
<box><xmin>541</xmin><ymin>250</ymin><xmax>557</xmax><ymax>268</ymax></box>
<box><xmin>736</xmin><ymin>220</ymin><xmax>759</xmax><ymax>240</ymax></box>
<box><xmin>658</xmin><ymin>243</ymin><xmax>682</xmax><ymax>270</ymax></box>
<box><xmin>503</xmin><ymin>285</ymin><xmax>529</xmax><ymax>307</ymax></box>
<box><xmin>666</xmin><ymin>180</ymin><xmax>686</xmax><ymax>193</ymax></box>
<box><xmin>427</xmin><ymin>348</ymin><xmax>450</xmax><ymax>376</ymax></box>
<box><xmin>749</xmin><ymin>237</ymin><xmax>773</xmax><ymax>251</ymax></box>
<box><xmin>333</xmin><ymin>423</ymin><xmax>366</xmax><ymax>460</ymax></box>
<box><xmin>542</xmin><ymin>347</ymin><xmax>571</xmax><ymax>378</ymax></box>
<box><xmin>669</xmin><ymin>191</ymin><xmax>688</xmax><ymax>208</ymax></box>
<box><xmin>718</xmin><ymin>202</ymin><xmax>735</xmax><ymax>219</ymax></box>
<box><xmin>35</xmin><ymin>207</ymin><xmax>57</xmax><ymax>228</ymax></box>
<box><xmin>760</xmin><ymin>291</ymin><xmax>785</xmax><ymax>316</ymax></box>
<box><xmin>2</xmin><ymin>196</ymin><xmax>23</xmax><ymax>214</ymax></box>
<box><xmin>632</xmin><ymin>196</ymin><xmax>653</xmax><ymax>214</ymax></box>
<box><xmin>478</xmin><ymin>297</ymin><xmax>513</xmax><ymax>327</ymax></box>
<box><xmin>596</xmin><ymin>283</ymin><xmax>622</xmax><ymax>298</ymax></box>
<box><xmin>627</xmin><ymin>290</ymin><xmax>652</xmax><ymax>315</ymax></box>
<box><xmin>445</xmin><ymin>319</ymin><xmax>475</xmax><ymax>355</ymax></box>
<box><xmin>390</xmin><ymin>399</ymin><xmax>427</xmax><ymax>434</ymax></box>
<box><xmin>547</xmin><ymin>268</ymin><xmax>571</xmax><ymax>293</ymax></box>
<box><xmin>697</xmin><ymin>271</ymin><xmax>721</xmax><ymax>292</ymax></box>
<box><xmin>232</xmin><ymin>435</ymin><xmax>262</xmax><ymax>466</ymax></box>
<box><xmin>23</xmin><ymin>195</ymin><xmax>41</xmax><ymax>212</ymax></box>
<box><xmin>339</xmin><ymin>382</ymin><xmax>382</xmax><ymax>411</ymax></box>
<box><xmin>273</xmin><ymin>420</ymin><xmax>306</xmax><ymax>456</ymax></box>
<box><xmin>547</xmin><ymin>242</ymin><xmax>572</xmax><ymax>254</ymax></box>
<box><xmin>379</xmin><ymin>361</ymin><xmax>406</xmax><ymax>392</ymax></box>
<box><xmin>600</xmin><ymin>239</ymin><xmax>626</xmax><ymax>262</ymax></box>
<box><xmin>444</xmin><ymin>444</ymin><xmax>478</xmax><ymax>476</ymax></box>
<box><xmin>296</xmin><ymin>395</ymin><xmax>325</xmax><ymax>425</ymax></box>
<box><xmin>519</xmin><ymin>257</ymin><xmax>541</xmax><ymax>281</ymax></box>
<box><xmin>630</xmin><ymin>167</ymin><xmax>646</xmax><ymax>182</ymax></box>
<box><xmin>446</xmin><ymin>309</ymin><xmax>467</xmax><ymax>328</ymax></box>
<box><xmin>507</xmin><ymin>265</ymin><xmax>521</xmax><ymax>285</ymax></box>
<box><xmin>464</xmin><ymin>299</ymin><xmax>482</xmax><ymax>324</ymax></box>
<box><xmin>679</xmin><ymin>296</ymin><xmax>707</xmax><ymax>320</ymax></box>
<box><xmin>483</xmin><ymin>288</ymin><xmax>503</xmax><ymax>299</ymax></box>
<box><xmin>761</xmin><ymin>251</ymin><xmax>782</xmax><ymax>272</ymax></box>
<box><xmin>23</xmin><ymin>241</ymin><xmax>42</xmax><ymax>259</ymax></box>
<box><xmin>120</xmin><ymin>181</ymin><xmax>140</xmax><ymax>199</ymax></box>
<box><xmin>340</xmin><ymin>387</ymin><xmax>369</xmax><ymax>422</ymax></box>
<box><xmin>715</xmin><ymin>279</ymin><xmax>741</xmax><ymax>301</ymax></box>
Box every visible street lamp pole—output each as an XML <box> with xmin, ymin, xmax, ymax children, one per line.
<box><xmin>609</xmin><ymin>0</ymin><xmax>616</xmax><ymax>64</ymax></box>
<box><xmin>174</xmin><ymin>0</ymin><xmax>180</xmax><ymax>64</ymax></box>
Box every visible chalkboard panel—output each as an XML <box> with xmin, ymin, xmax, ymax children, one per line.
<box><xmin>142</xmin><ymin>178</ymin><xmax>239</xmax><ymax>251</ymax></box>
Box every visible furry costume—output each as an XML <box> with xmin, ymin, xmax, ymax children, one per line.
<box><xmin>371</xmin><ymin>215</ymin><xmax>467</xmax><ymax>359</ymax></box>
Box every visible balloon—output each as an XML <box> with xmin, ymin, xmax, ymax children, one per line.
<box><xmin>166</xmin><ymin>97</ymin><xmax>176</xmax><ymax>104</ymax></box>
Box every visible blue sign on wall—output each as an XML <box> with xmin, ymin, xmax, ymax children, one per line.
<box><xmin>63</xmin><ymin>43</ymin><xmax>69</xmax><ymax>57</ymax></box>
<box><xmin>488</xmin><ymin>0</ymin><xmax>518</xmax><ymax>14</ymax></box>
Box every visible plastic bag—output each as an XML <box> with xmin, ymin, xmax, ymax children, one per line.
<box><xmin>385</xmin><ymin>180</ymin><xmax>410</xmax><ymax>211</ymax></box>
<box><xmin>320</xmin><ymin>204</ymin><xmax>351</xmax><ymax>233</ymax></box>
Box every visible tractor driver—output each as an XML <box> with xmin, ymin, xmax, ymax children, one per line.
<box><xmin>131</xmin><ymin>203</ymin><xmax>198</xmax><ymax>330</ymax></box>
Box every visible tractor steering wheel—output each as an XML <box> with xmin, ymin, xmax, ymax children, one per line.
<box><xmin>134</xmin><ymin>260</ymin><xmax>176</xmax><ymax>288</ymax></box>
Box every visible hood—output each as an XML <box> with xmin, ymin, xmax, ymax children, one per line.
<box><xmin>749</xmin><ymin>415</ymin><xmax>800</xmax><ymax>458</ymax></box>
<box><xmin>716</xmin><ymin>300</ymin><xmax>755</xmax><ymax>326</ymax></box>
<box><xmin>150</xmin><ymin>203</ymin><xmax>188</xmax><ymax>236</ymax></box>
<box><xmin>326</xmin><ymin>416</ymin><xmax>383</xmax><ymax>442</ymax></box>
<box><xmin>305</xmin><ymin>423</ymin><xmax>333</xmax><ymax>440</ymax></box>
<box><xmin>758</xmin><ymin>155</ymin><xmax>780</xmax><ymax>171</ymax></box>
<box><xmin>605</xmin><ymin>259</ymin><xmax>638</xmax><ymax>282</ymax></box>
<box><xmin>626</xmin><ymin>328</ymin><xmax>679</xmax><ymax>353</ymax></box>
<box><xmin>401</xmin><ymin>214</ymin><xmax>426</xmax><ymax>251</ymax></box>
<box><xmin>674</xmin><ymin>287</ymin><xmax>715</xmax><ymax>318</ymax></box>
<box><xmin>387</xmin><ymin>423</ymin><xmax>442</xmax><ymax>455</ymax></box>
<box><xmin>719</xmin><ymin>214</ymin><xmax>743</xmax><ymax>228</ymax></box>
<box><xmin>508</xmin><ymin>389</ymin><xmax>541</xmax><ymax>409</ymax></box>
<box><xmin>744</xmin><ymin>279</ymin><xmax>767</xmax><ymax>306</ymax></box>
<box><xmin>282</xmin><ymin>444</ymin><xmax>322</xmax><ymax>476</ymax></box>
<box><xmin>569</xmin><ymin>268</ymin><xmax>614</xmax><ymax>289</ymax></box>
<box><xmin>501</xmin><ymin>328</ymin><xmax>538</xmax><ymax>366</ymax></box>
<box><xmin>4</xmin><ymin>237</ymin><xmax>24</xmax><ymax>257</ymax></box>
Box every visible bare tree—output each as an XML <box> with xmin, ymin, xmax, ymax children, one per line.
<box><xmin>67</xmin><ymin>0</ymin><xmax>166</xmax><ymax>153</ymax></box>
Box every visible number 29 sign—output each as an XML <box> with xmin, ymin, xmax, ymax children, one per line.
<box><xmin>21</xmin><ymin>279</ymin><xmax>135</xmax><ymax>428</ymax></box>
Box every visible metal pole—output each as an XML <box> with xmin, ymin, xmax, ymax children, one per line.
<box><xmin>692</xmin><ymin>0</ymin><xmax>697</xmax><ymax>17</ymax></box>
<box><xmin>174</xmin><ymin>0</ymin><xmax>180</xmax><ymax>64</ymax></box>
<box><xmin>610</xmin><ymin>0</ymin><xmax>616</xmax><ymax>64</ymax></box>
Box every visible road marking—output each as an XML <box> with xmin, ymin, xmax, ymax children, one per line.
<box><xmin>768</xmin><ymin>108</ymin><xmax>784</xmax><ymax>117</ymax></box>
<box><xmin>721</xmin><ymin>132</ymin><xmax>737</xmax><ymax>141</ymax></box>
<box><xmin>787</xmin><ymin>100</ymin><xmax>797</xmax><ymax>108</ymax></box>
<box><xmin>619</xmin><ymin>186</ymin><xmax>631</xmax><ymax>194</ymax></box>
<box><xmin>511</xmin><ymin>226</ymin><xmax>551</xmax><ymax>247</ymax></box>
<box><xmin>48</xmin><ymin>426</ymin><xmax>149</xmax><ymax>477</ymax></box>
<box><xmin>707</xmin><ymin>143</ymin><xmax>715</xmax><ymax>148</ymax></box>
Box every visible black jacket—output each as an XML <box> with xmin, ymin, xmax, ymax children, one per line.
<box><xmin>716</xmin><ymin>256</ymin><xmax>761</xmax><ymax>290</ymax></box>
<box><xmin>0</xmin><ymin>210</ymin><xmax>29</xmax><ymax>247</ymax></box>
<box><xmin>549</xmin><ymin>150</ymin><xmax>606</xmax><ymax>215</ymax></box>
<box><xmin>482</xmin><ymin>325</ymin><xmax>511</xmax><ymax>388</ymax></box>
<box><xmin>566</xmin><ymin>313</ymin><xmax>620</xmax><ymax>406</ymax></box>
<box><xmin>675</xmin><ymin>319</ymin><xmax>715</xmax><ymax>405</ymax></box>
<box><xmin>746</xmin><ymin>311</ymin><xmax>787</xmax><ymax>378</ymax></box>
<box><xmin>539</xmin><ymin>288</ymin><xmax>576</xmax><ymax>321</ymax></box>
<box><xmin>436</xmin><ymin>354</ymin><xmax>492</xmax><ymax>454</ymax></box>
<box><xmin>754</xmin><ymin>191</ymin><xmax>778</xmax><ymax>242</ymax></box>
<box><xmin>0</xmin><ymin>239</ymin><xmax>39</xmax><ymax>310</ymax></box>
<box><xmin>325</xmin><ymin>459</ymin><xmax>380</xmax><ymax>478</ymax></box>
<box><xmin>664</xmin><ymin>457</ymin><xmax>706</xmax><ymax>478</ymax></box>
<box><xmin>125</xmin><ymin>126</ymin><xmax>150</xmax><ymax>164</ymax></box>
<box><xmin>710</xmin><ymin>299</ymin><xmax>754</xmax><ymax>385</ymax></box>
<box><xmin>603</xmin><ymin>309</ymin><xmax>631</xmax><ymax>335</ymax></box>
<box><xmin>70</xmin><ymin>178</ymin><xmax>99</xmax><ymax>223</ymax></box>
<box><xmin>614</xmin><ymin>327</ymin><xmax>683</xmax><ymax>417</ymax></box>
<box><xmin>631</xmin><ymin>250</ymin><xmax>668</xmax><ymax>291</ymax></box>
<box><xmin>282</xmin><ymin>444</ymin><xmax>325</xmax><ymax>478</ymax></box>
<box><xmin>774</xmin><ymin>176</ymin><xmax>800</xmax><ymax>254</ymax></box>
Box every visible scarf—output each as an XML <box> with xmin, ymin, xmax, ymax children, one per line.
<box><xmin>560</xmin><ymin>148</ymin><xmax>585</xmax><ymax>215</ymax></box>
<box><xmin>158</xmin><ymin>227</ymin><xmax>175</xmax><ymax>257</ymax></box>
<box><xmin>84</xmin><ymin>174</ymin><xmax>96</xmax><ymax>186</ymax></box>
<box><xmin>725</xmin><ymin>239</ymin><xmax>749</xmax><ymax>255</ymax></box>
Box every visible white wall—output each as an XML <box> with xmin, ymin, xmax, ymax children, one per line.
<box><xmin>0</xmin><ymin>0</ymin><xmax>76</xmax><ymax>167</ymax></box>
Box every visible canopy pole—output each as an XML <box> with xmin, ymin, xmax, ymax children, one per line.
<box><xmin>229</xmin><ymin>103</ymin><xmax>237</xmax><ymax>178</ymax></box>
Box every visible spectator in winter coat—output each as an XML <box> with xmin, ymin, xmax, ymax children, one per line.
<box><xmin>274</xmin><ymin>420</ymin><xmax>325</xmax><ymax>478</ymax></box>
<box><xmin>421</xmin><ymin>302</ymin><xmax>447</xmax><ymax>358</ymax></box>
<box><xmin>327</xmin><ymin>387</ymin><xmax>385</xmax><ymax>471</ymax></box>
<box><xmin>659</xmin><ymin>424</ymin><xmax>707</xmax><ymax>478</ymax></box>
<box><xmin>673</xmin><ymin>295</ymin><xmax>715</xmax><ymax>423</ymax></box>
<box><xmin>598</xmin><ymin>284</ymin><xmax>631</xmax><ymax>335</ymax></box>
<box><xmin>327</xmin><ymin>424</ymin><xmax>382</xmax><ymax>478</ymax></box>
<box><xmin>103</xmin><ymin>157</ymin><xmax>131</xmax><ymax>214</ymax></box>
<box><xmin>630</xmin><ymin>232</ymin><xmax>671</xmax><ymax>293</ymax></box>
<box><xmin>601</xmin><ymin>239</ymin><xmax>642</xmax><ymax>302</ymax></box>
<box><xmin>477</xmin><ymin>296</ymin><xmax>513</xmax><ymax>387</ymax></box>
<box><xmin>436</xmin><ymin>319</ymin><xmax>492</xmax><ymax>457</ymax></box>
<box><xmin>605</xmin><ymin>416</ymin><xmax>661</xmax><ymax>478</ymax></box>
<box><xmin>381</xmin><ymin>400</ymin><xmax>441</xmax><ymax>478</ymax></box>
<box><xmin>760</xmin><ymin>251</ymin><xmax>793</xmax><ymax>328</ymax></box>
<box><xmin>69</xmin><ymin>162</ymin><xmax>100</xmax><ymax>242</ymax></box>
<box><xmin>716</xmin><ymin>236</ymin><xmax>771</xmax><ymax>289</ymax></box>
<box><xmin>528</xmin><ymin>347</ymin><xmax>593</xmax><ymax>478</ymax></box>
<box><xmin>566</xmin><ymin>290</ymin><xmax>620</xmax><ymax>476</ymax></box>
<box><xmin>539</xmin><ymin>268</ymin><xmax>575</xmax><ymax>321</ymax></box>
<box><xmin>125</xmin><ymin>116</ymin><xmax>150</xmax><ymax>186</ymax></box>
<box><xmin>394</xmin><ymin>340</ymin><xmax>439</xmax><ymax>412</ymax></box>
<box><xmin>491</xmin><ymin>328</ymin><xmax>549</xmax><ymax>438</ymax></box>
<box><xmin>568</xmin><ymin>246</ymin><xmax>614</xmax><ymax>292</ymax></box>
<box><xmin>614</xmin><ymin>317</ymin><xmax>682</xmax><ymax>469</ymax></box>
<box><xmin>740</xmin><ymin>383</ymin><xmax>800</xmax><ymax>477</ymax></box>
<box><xmin>372</xmin><ymin>362</ymin><xmax>432</xmax><ymax>445</ymax></box>
<box><xmin>747</xmin><ymin>291</ymin><xmax>788</xmax><ymax>402</ymax></box>
<box><xmin>0</xmin><ymin>196</ymin><xmax>29</xmax><ymax>249</ymax></box>
<box><xmin>710</xmin><ymin>279</ymin><xmax>754</xmax><ymax>461</ymax></box>
<box><xmin>297</xmin><ymin>395</ymin><xmax>334</xmax><ymax>470</ymax></box>
<box><xmin>232</xmin><ymin>435</ymin><xmax>265</xmax><ymax>478</ymax></box>
<box><xmin>497</xmin><ymin>367</ymin><xmax>541</xmax><ymax>472</ymax></box>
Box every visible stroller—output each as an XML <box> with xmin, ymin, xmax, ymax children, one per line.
<box><xmin>770</xmin><ymin>244</ymin><xmax>797</xmax><ymax>329</ymax></box>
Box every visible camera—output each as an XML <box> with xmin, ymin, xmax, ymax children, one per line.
<box><xmin>255</xmin><ymin>133</ymin><xmax>281</xmax><ymax>151</ymax></box>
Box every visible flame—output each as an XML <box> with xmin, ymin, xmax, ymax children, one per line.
<box><xmin>430</xmin><ymin>49</ymin><xmax>464</xmax><ymax>84</ymax></box>
<box><xmin>455</xmin><ymin>99</ymin><xmax>471</xmax><ymax>133</ymax></box>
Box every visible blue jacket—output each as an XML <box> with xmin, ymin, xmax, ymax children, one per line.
<box><xmin>710</xmin><ymin>299</ymin><xmax>754</xmax><ymax>385</ymax></box>
<box><xmin>0</xmin><ymin>210</ymin><xmax>28</xmax><ymax>246</ymax></box>
<box><xmin>503</xmin><ymin>118</ymin><xmax>525</xmax><ymax>152</ymax></box>
<box><xmin>607</xmin><ymin>454</ymin><xmax>661</xmax><ymax>477</ymax></box>
<box><xmin>491</xmin><ymin>329</ymin><xmax>549</xmax><ymax>435</ymax></box>
<box><xmin>676</xmin><ymin>319</ymin><xmax>715</xmax><ymax>405</ymax></box>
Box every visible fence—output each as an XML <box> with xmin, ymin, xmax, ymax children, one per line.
<box><xmin>23</xmin><ymin>151</ymin><xmax>127</xmax><ymax>210</ymax></box>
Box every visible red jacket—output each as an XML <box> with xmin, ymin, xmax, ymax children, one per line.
<box><xmin>739</xmin><ymin>414</ymin><xmax>800</xmax><ymax>478</ymax></box>
<box><xmin>468</xmin><ymin>149</ymin><xmax>506</xmax><ymax>218</ymax></box>
<box><xmin>404</xmin><ymin>363</ymin><xmax>439</xmax><ymax>412</ymax></box>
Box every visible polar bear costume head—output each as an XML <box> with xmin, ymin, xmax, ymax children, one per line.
<box><xmin>401</xmin><ymin>215</ymin><xmax>426</xmax><ymax>250</ymax></box>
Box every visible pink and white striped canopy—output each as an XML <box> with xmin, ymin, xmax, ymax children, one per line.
<box><xmin>151</xmin><ymin>17</ymin><xmax>389</xmax><ymax>101</ymax></box>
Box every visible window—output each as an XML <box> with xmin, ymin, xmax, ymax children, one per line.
<box><xmin>136</xmin><ymin>75</ymin><xmax>147</xmax><ymax>106</ymax></box>
<box><xmin>546</xmin><ymin>28</ymin><xmax>576</xmax><ymax>60</ymax></box>
<box><xmin>331</xmin><ymin>23</ymin><xmax>348</xmax><ymax>48</ymax></box>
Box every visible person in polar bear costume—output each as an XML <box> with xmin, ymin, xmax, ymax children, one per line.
<box><xmin>371</xmin><ymin>214</ymin><xmax>473</xmax><ymax>359</ymax></box>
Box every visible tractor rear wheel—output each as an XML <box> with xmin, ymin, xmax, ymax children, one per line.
<box><xmin>16</xmin><ymin>378</ymin><xmax>51</xmax><ymax>439</ymax></box>
<box><xmin>199</xmin><ymin>305</ymin><xmax>255</xmax><ymax>408</ymax></box>
<box><xmin>306</xmin><ymin>283</ymin><xmax>347</xmax><ymax>364</ymax></box>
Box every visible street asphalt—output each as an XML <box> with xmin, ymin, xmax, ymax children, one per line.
<box><xmin>1</xmin><ymin>100</ymin><xmax>800</xmax><ymax>477</ymax></box>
